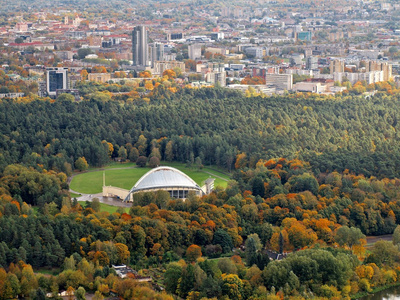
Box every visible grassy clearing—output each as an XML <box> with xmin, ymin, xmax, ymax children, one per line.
<box><xmin>102</xmin><ymin>162</ymin><xmax>136</xmax><ymax>169</ymax></box>
<box><xmin>71</xmin><ymin>168</ymin><xmax>150</xmax><ymax>194</ymax></box>
<box><xmin>70</xmin><ymin>192</ymin><xmax>81</xmax><ymax>198</ymax></box>
<box><xmin>164</xmin><ymin>162</ymin><xmax>230</xmax><ymax>187</ymax></box>
<box><xmin>78</xmin><ymin>201</ymin><xmax>129</xmax><ymax>214</ymax></box>
<box><xmin>70</xmin><ymin>162</ymin><xmax>230</xmax><ymax>194</ymax></box>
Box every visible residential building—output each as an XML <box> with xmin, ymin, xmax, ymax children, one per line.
<box><xmin>88</xmin><ymin>73</ymin><xmax>112</xmax><ymax>83</ymax></box>
<box><xmin>306</xmin><ymin>56</ymin><xmax>319</xmax><ymax>70</ymax></box>
<box><xmin>245</xmin><ymin>47</ymin><xmax>264</xmax><ymax>58</ymax></box>
<box><xmin>188</xmin><ymin>44</ymin><xmax>202</xmax><ymax>60</ymax></box>
<box><xmin>46</xmin><ymin>67</ymin><xmax>68</xmax><ymax>98</ymax></box>
<box><xmin>205</xmin><ymin>63</ymin><xmax>226</xmax><ymax>87</ymax></box>
<box><xmin>265</xmin><ymin>73</ymin><xmax>293</xmax><ymax>90</ymax></box>
<box><xmin>153</xmin><ymin>61</ymin><xmax>185</xmax><ymax>75</ymax></box>
<box><xmin>330</xmin><ymin>60</ymin><xmax>345</xmax><ymax>74</ymax></box>
<box><xmin>205</xmin><ymin>71</ymin><xmax>226</xmax><ymax>87</ymax></box>
<box><xmin>366</xmin><ymin>61</ymin><xmax>392</xmax><ymax>81</ymax></box>
<box><xmin>294</xmin><ymin>79</ymin><xmax>334</xmax><ymax>93</ymax></box>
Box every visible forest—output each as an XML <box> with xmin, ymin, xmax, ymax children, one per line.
<box><xmin>2</xmin><ymin>88</ymin><xmax>400</xmax><ymax>178</ymax></box>
<box><xmin>3</xmin><ymin>88</ymin><xmax>400</xmax><ymax>298</ymax></box>
<box><xmin>2</xmin><ymin>157</ymin><xmax>400</xmax><ymax>299</ymax></box>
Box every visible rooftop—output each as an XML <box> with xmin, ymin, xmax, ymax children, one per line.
<box><xmin>131</xmin><ymin>166</ymin><xmax>202</xmax><ymax>192</ymax></box>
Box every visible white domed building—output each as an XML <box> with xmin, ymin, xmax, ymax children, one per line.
<box><xmin>102</xmin><ymin>166</ymin><xmax>214</xmax><ymax>202</ymax></box>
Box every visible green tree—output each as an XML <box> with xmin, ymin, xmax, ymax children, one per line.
<box><xmin>221</xmin><ymin>273</ymin><xmax>243</xmax><ymax>300</ymax></box>
<box><xmin>128</xmin><ymin>147</ymin><xmax>139</xmax><ymax>162</ymax></box>
<box><xmin>57</xmin><ymin>93</ymin><xmax>75</xmax><ymax>102</ymax></box>
<box><xmin>165</xmin><ymin>141</ymin><xmax>174</xmax><ymax>161</ymax></box>
<box><xmin>77</xmin><ymin>48</ymin><xmax>93</xmax><ymax>59</ymax></box>
<box><xmin>150</xmin><ymin>147</ymin><xmax>161</xmax><ymax>160</ymax></box>
<box><xmin>135</xmin><ymin>135</ymin><xmax>148</xmax><ymax>156</ymax></box>
<box><xmin>392</xmin><ymin>225</ymin><xmax>400</xmax><ymax>245</ymax></box>
<box><xmin>367</xmin><ymin>240</ymin><xmax>399</xmax><ymax>266</ymax></box>
<box><xmin>164</xmin><ymin>263</ymin><xmax>182</xmax><ymax>294</ymax></box>
<box><xmin>289</xmin><ymin>173</ymin><xmax>319</xmax><ymax>195</ymax></box>
<box><xmin>177</xmin><ymin>264</ymin><xmax>195</xmax><ymax>298</ymax></box>
<box><xmin>245</xmin><ymin>233</ymin><xmax>262</xmax><ymax>266</ymax></box>
<box><xmin>195</xmin><ymin>156</ymin><xmax>203</xmax><ymax>170</ymax></box>
<box><xmin>335</xmin><ymin>226</ymin><xmax>365</xmax><ymax>249</ymax></box>
<box><xmin>75</xmin><ymin>286</ymin><xmax>86</xmax><ymax>300</ymax></box>
<box><xmin>118</xmin><ymin>146</ymin><xmax>127</xmax><ymax>161</ymax></box>
<box><xmin>64</xmin><ymin>255</ymin><xmax>76</xmax><ymax>271</ymax></box>
<box><xmin>91</xmin><ymin>198</ymin><xmax>100</xmax><ymax>212</ymax></box>
<box><xmin>136</xmin><ymin>156</ymin><xmax>147</xmax><ymax>167</ymax></box>
<box><xmin>213</xmin><ymin>229</ymin><xmax>234</xmax><ymax>253</ymax></box>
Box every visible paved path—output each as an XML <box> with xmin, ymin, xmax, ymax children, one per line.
<box><xmin>70</xmin><ymin>189</ymin><xmax>132</xmax><ymax>208</ymax></box>
<box><xmin>203</xmin><ymin>170</ymin><xmax>230</xmax><ymax>181</ymax></box>
<box><xmin>366</xmin><ymin>234</ymin><xmax>393</xmax><ymax>245</ymax></box>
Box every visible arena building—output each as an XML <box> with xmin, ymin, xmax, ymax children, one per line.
<box><xmin>102</xmin><ymin>166</ymin><xmax>214</xmax><ymax>202</ymax></box>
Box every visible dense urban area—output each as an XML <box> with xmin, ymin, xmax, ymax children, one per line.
<box><xmin>3</xmin><ymin>0</ymin><xmax>400</xmax><ymax>299</ymax></box>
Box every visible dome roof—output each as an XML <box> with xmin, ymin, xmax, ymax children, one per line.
<box><xmin>130</xmin><ymin>166</ymin><xmax>202</xmax><ymax>192</ymax></box>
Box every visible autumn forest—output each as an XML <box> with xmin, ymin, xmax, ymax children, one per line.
<box><xmin>2</xmin><ymin>89</ymin><xmax>400</xmax><ymax>299</ymax></box>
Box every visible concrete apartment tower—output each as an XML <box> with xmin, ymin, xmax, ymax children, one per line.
<box><xmin>46</xmin><ymin>67</ymin><xmax>68</xmax><ymax>98</ymax></box>
<box><xmin>132</xmin><ymin>25</ymin><xmax>149</xmax><ymax>67</ymax></box>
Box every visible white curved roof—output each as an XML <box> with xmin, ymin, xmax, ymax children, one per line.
<box><xmin>130</xmin><ymin>166</ymin><xmax>202</xmax><ymax>192</ymax></box>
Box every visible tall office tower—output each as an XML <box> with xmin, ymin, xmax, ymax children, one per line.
<box><xmin>132</xmin><ymin>25</ymin><xmax>149</xmax><ymax>67</ymax></box>
<box><xmin>46</xmin><ymin>67</ymin><xmax>68</xmax><ymax>98</ymax></box>
<box><xmin>151</xmin><ymin>42</ymin><xmax>164</xmax><ymax>66</ymax></box>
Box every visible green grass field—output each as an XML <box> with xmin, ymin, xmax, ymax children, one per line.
<box><xmin>70</xmin><ymin>192</ymin><xmax>81</xmax><ymax>198</ymax></box>
<box><xmin>78</xmin><ymin>201</ymin><xmax>129</xmax><ymax>214</ymax></box>
<box><xmin>70</xmin><ymin>162</ymin><xmax>230</xmax><ymax>194</ymax></box>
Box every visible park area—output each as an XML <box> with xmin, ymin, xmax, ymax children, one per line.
<box><xmin>69</xmin><ymin>162</ymin><xmax>230</xmax><ymax>195</ymax></box>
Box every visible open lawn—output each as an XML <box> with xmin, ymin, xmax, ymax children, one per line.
<box><xmin>71</xmin><ymin>168</ymin><xmax>150</xmax><ymax>194</ymax></box>
<box><xmin>70</xmin><ymin>192</ymin><xmax>81</xmax><ymax>198</ymax></box>
<box><xmin>70</xmin><ymin>162</ymin><xmax>230</xmax><ymax>194</ymax></box>
<box><xmin>78</xmin><ymin>201</ymin><xmax>129</xmax><ymax>214</ymax></box>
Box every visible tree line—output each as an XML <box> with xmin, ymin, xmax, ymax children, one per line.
<box><xmin>2</xmin><ymin>89</ymin><xmax>400</xmax><ymax>178</ymax></box>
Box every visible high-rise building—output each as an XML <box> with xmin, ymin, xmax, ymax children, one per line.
<box><xmin>132</xmin><ymin>26</ymin><xmax>149</xmax><ymax>67</ymax></box>
<box><xmin>46</xmin><ymin>67</ymin><xmax>68</xmax><ymax>98</ymax></box>
<box><xmin>366</xmin><ymin>61</ymin><xmax>392</xmax><ymax>81</ymax></box>
<box><xmin>330</xmin><ymin>60</ymin><xmax>345</xmax><ymax>74</ymax></box>
<box><xmin>188</xmin><ymin>44</ymin><xmax>202</xmax><ymax>60</ymax></box>
<box><xmin>151</xmin><ymin>43</ymin><xmax>164</xmax><ymax>66</ymax></box>
<box><xmin>306</xmin><ymin>56</ymin><xmax>319</xmax><ymax>70</ymax></box>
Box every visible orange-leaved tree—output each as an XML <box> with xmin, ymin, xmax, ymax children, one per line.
<box><xmin>186</xmin><ymin>245</ymin><xmax>202</xmax><ymax>262</ymax></box>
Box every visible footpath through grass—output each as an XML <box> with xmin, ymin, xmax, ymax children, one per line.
<box><xmin>70</xmin><ymin>162</ymin><xmax>230</xmax><ymax>194</ymax></box>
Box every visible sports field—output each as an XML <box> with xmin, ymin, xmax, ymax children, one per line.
<box><xmin>70</xmin><ymin>162</ymin><xmax>230</xmax><ymax>194</ymax></box>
